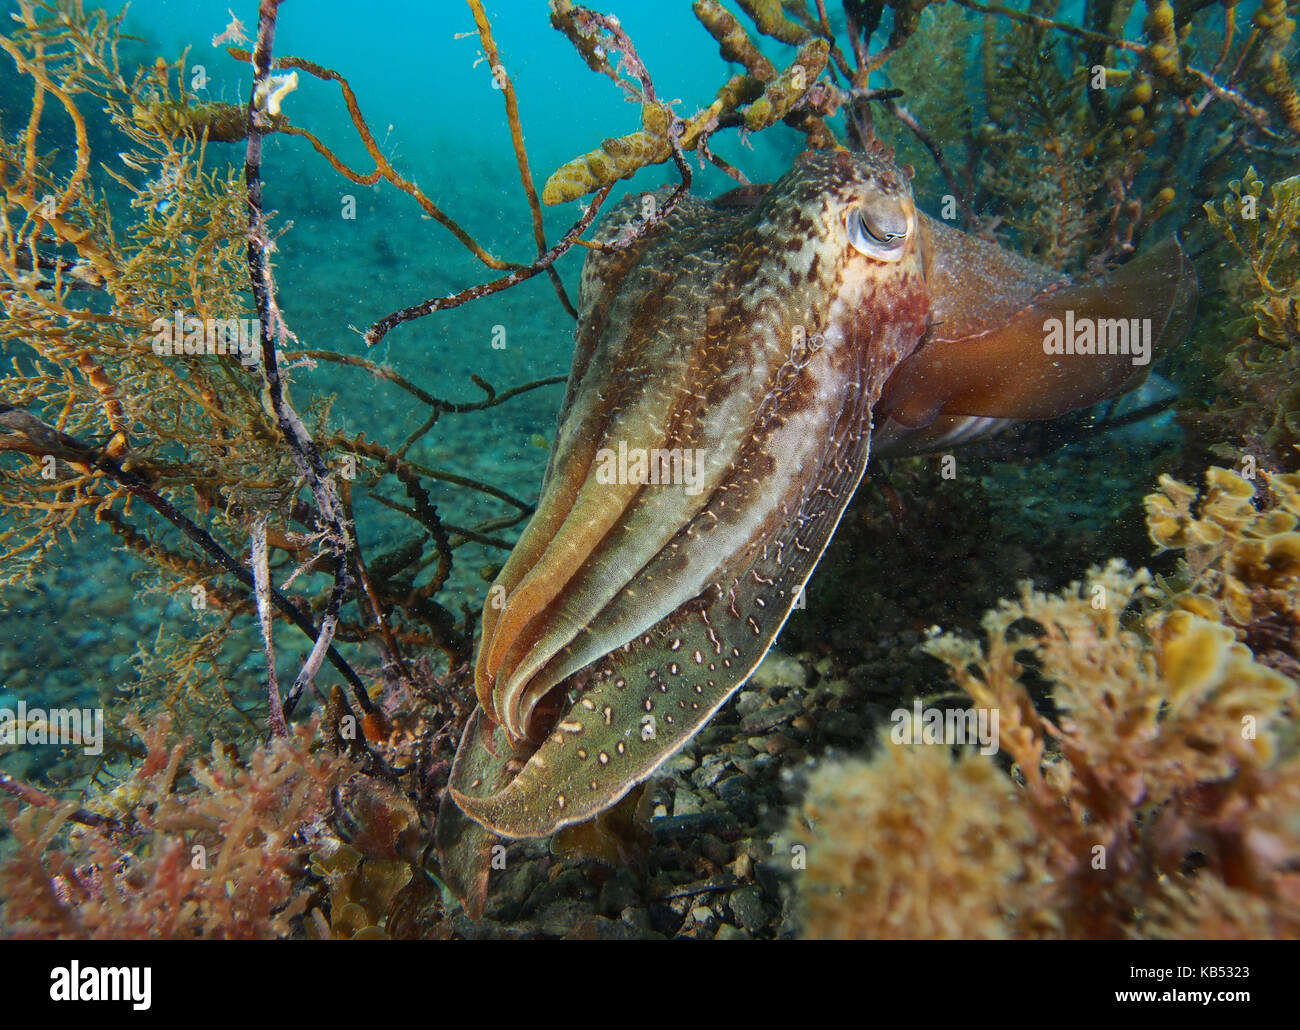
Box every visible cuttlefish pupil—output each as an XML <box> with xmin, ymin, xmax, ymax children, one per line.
<box><xmin>445</xmin><ymin>142</ymin><xmax>1196</xmax><ymax>843</ymax></box>
<box><xmin>847</xmin><ymin>200</ymin><xmax>912</xmax><ymax>260</ymax></box>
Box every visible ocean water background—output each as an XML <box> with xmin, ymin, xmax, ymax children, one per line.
<box><xmin>131</xmin><ymin>0</ymin><xmax>804</xmax><ymax>374</ymax></box>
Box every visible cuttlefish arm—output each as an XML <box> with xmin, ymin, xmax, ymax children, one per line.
<box><xmin>873</xmin><ymin>215</ymin><xmax>1197</xmax><ymax>457</ymax></box>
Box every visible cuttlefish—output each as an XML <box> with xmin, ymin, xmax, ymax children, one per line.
<box><xmin>443</xmin><ymin>143</ymin><xmax>1196</xmax><ymax>852</ymax></box>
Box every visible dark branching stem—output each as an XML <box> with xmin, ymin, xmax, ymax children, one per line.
<box><xmin>136</xmin><ymin>473</ymin><xmax>369</xmax><ymax>710</ymax></box>
<box><xmin>0</xmin><ymin>770</ymin><xmax>125</xmax><ymax>834</ymax></box>
<box><xmin>363</xmin><ymin>185</ymin><xmax>613</xmax><ymax>348</ymax></box>
<box><xmin>245</xmin><ymin>0</ymin><xmax>360</xmax><ymax>726</ymax></box>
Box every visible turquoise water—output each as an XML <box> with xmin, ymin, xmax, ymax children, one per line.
<box><xmin>124</xmin><ymin>0</ymin><xmax>802</xmax><ymax>383</ymax></box>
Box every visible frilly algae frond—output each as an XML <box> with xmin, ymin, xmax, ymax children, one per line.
<box><xmin>785</xmin><ymin>554</ymin><xmax>1298</xmax><ymax>939</ymax></box>
<box><xmin>1204</xmin><ymin>168</ymin><xmax>1300</xmax><ymax>348</ymax></box>
<box><xmin>780</xmin><ymin>732</ymin><xmax>1044</xmax><ymax>939</ymax></box>
<box><xmin>0</xmin><ymin>715</ymin><xmax>352</xmax><ymax>938</ymax></box>
<box><xmin>0</xmin><ymin>3</ymin><xmax>308</xmax><ymax>758</ymax></box>
<box><xmin>1147</xmin><ymin>465</ymin><xmax>1300</xmax><ymax>673</ymax></box>
<box><xmin>1195</xmin><ymin>170</ymin><xmax>1300</xmax><ymax>469</ymax></box>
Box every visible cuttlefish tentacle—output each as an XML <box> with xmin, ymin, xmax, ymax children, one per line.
<box><xmin>474</xmin><ymin>201</ymin><xmax>748</xmax><ymax>736</ymax></box>
<box><xmin>447</xmin><ymin>145</ymin><xmax>1198</xmax><ymax>844</ymax></box>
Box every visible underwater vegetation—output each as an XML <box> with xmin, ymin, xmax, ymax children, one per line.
<box><xmin>1147</xmin><ymin>464</ymin><xmax>1300</xmax><ymax>675</ymax></box>
<box><xmin>0</xmin><ymin>0</ymin><xmax>1297</xmax><ymax>939</ymax></box>
<box><xmin>785</xmin><ymin>524</ymin><xmax>1299</xmax><ymax>938</ymax></box>
<box><xmin>1193</xmin><ymin>169</ymin><xmax>1300</xmax><ymax>472</ymax></box>
<box><xmin>1</xmin><ymin>714</ymin><xmax>352</xmax><ymax>938</ymax></box>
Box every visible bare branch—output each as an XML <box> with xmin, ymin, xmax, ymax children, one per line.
<box><xmin>244</xmin><ymin>0</ymin><xmax>358</xmax><ymax>727</ymax></box>
<box><xmin>250</xmin><ymin>515</ymin><xmax>287</xmax><ymax>737</ymax></box>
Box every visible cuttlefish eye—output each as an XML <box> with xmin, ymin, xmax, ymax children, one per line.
<box><xmin>846</xmin><ymin>201</ymin><xmax>911</xmax><ymax>262</ymax></box>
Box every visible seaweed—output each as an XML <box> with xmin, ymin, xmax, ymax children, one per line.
<box><xmin>0</xmin><ymin>714</ymin><xmax>351</xmax><ymax>938</ymax></box>
<box><xmin>1195</xmin><ymin>169</ymin><xmax>1300</xmax><ymax>470</ymax></box>
<box><xmin>784</xmin><ymin>550</ymin><xmax>1298</xmax><ymax>939</ymax></box>
<box><xmin>1146</xmin><ymin>464</ymin><xmax>1300</xmax><ymax>675</ymax></box>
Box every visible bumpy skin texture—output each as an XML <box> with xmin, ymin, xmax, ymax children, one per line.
<box><xmin>444</xmin><ymin>145</ymin><xmax>1196</xmax><ymax>846</ymax></box>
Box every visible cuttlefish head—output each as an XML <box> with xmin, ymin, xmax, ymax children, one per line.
<box><xmin>448</xmin><ymin>145</ymin><xmax>930</xmax><ymax>838</ymax></box>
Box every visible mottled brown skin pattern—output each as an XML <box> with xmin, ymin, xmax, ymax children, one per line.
<box><xmin>449</xmin><ymin>145</ymin><xmax>928</xmax><ymax>838</ymax></box>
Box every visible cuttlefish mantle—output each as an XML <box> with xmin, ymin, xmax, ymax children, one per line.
<box><xmin>441</xmin><ymin>145</ymin><xmax>1196</xmax><ymax>859</ymax></box>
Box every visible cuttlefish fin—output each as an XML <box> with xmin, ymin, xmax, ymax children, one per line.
<box><xmin>876</xmin><ymin>216</ymin><xmax>1197</xmax><ymax>435</ymax></box>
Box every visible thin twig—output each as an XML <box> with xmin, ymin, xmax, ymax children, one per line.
<box><xmin>879</xmin><ymin>96</ymin><xmax>975</xmax><ymax>227</ymax></box>
<box><xmin>342</xmin><ymin>483</ymin><xmax>415</xmax><ymax>689</ymax></box>
<box><xmin>467</xmin><ymin>0</ymin><xmax>578</xmax><ymax>318</ymax></box>
<box><xmin>363</xmin><ymin>185</ymin><xmax>613</xmax><ymax>348</ymax></box>
<box><xmin>0</xmin><ymin>770</ymin><xmax>126</xmax><ymax>834</ymax></box>
<box><xmin>328</xmin><ymin>433</ymin><xmax>537</xmax><ymax>512</ymax></box>
<box><xmin>226</xmin><ymin>46</ymin><xmax>519</xmax><ymax>272</ymax></box>
<box><xmin>245</xmin><ymin>0</ymin><xmax>357</xmax><ymax>728</ymax></box>
<box><xmin>250</xmin><ymin>515</ymin><xmax>287</xmax><ymax>737</ymax></box>
<box><xmin>951</xmin><ymin>0</ymin><xmax>1145</xmax><ymax>50</ymax></box>
<box><xmin>0</xmin><ymin>404</ymin><xmax>373</xmax><ymax>709</ymax></box>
